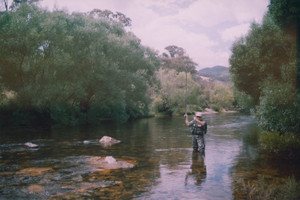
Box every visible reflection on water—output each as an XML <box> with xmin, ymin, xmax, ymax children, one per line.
<box><xmin>0</xmin><ymin>113</ymin><xmax>299</xmax><ymax>199</ymax></box>
<box><xmin>185</xmin><ymin>151</ymin><xmax>206</xmax><ymax>186</ymax></box>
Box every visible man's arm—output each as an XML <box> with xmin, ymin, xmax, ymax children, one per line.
<box><xmin>184</xmin><ymin>114</ymin><xmax>189</xmax><ymax>126</ymax></box>
<box><xmin>193</xmin><ymin>117</ymin><xmax>205</xmax><ymax>126</ymax></box>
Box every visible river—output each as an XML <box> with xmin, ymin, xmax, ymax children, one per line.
<box><xmin>0</xmin><ymin>113</ymin><xmax>299</xmax><ymax>199</ymax></box>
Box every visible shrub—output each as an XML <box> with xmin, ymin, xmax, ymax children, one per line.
<box><xmin>256</xmin><ymin>82</ymin><xmax>300</xmax><ymax>134</ymax></box>
<box><xmin>209</xmin><ymin>83</ymin><xmax>235</xmax><ymax>111</ymax></box>
<box><xmin>152</xmin><ymin>69</ymin><xmax>205</xmax><ymax>115</ymax></box>
<box><xmin>259</xmin><ymin>132</ymin><xmax>300</xmax><ymax>159</ymax></box>
<box><xmin>233</xmin><ymin>89</ymin><xmax>255</xmax><ymax>113</ymax></box>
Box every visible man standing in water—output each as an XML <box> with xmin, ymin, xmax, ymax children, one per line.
<box><xmin>185</xmin><ymin>112</ymin><xmax>207</xmax><ymax>153</ymax></box>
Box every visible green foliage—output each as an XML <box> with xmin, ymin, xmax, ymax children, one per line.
<box><xmin>233</xmin><ymin>89</ymin><xmax>255</xmax><ymax>113</ymax></box>
<box><xmin>49</xmin><ymin>103</ymin><xmax>79</xmax><ymax>126</ymax></box>
<box><xmin>0</xmin><ymin>4</ymin><xmax>159</xmax><ymax>126</ymax></box>
<box><xmin>229</xmin><ymin>13</ymin><xmax>299</xmax><ymax>135</ymax></box>
<box><xmin>151</xmin><ymin>69</ymin><xmax>203</xmax><ymax>115</ymax></box>
<box><xmin>229</xmin><ymin>14</ymin><xmax>296</xmax><ymax>104</ymax></box>
<box><xmin>151</xmin><ymin>68</ymin><xmax>234</xmax><ymax>115</ymax></box>
<box><xmin>152</xmin><ymin>69</ymin><xmax>193</xmax><ymax>115</ymax></box>
<box><xmin>161</xmin><ymin>45</ymin><xmax>197</xmax><ymax>75</ymax></box>
<box><xmin>152</xmin><ymin>45</ymin><xmax>235</xmax><ymax>116</ymax></box>
<box><xmin>269</xmin><ymin>0</ymin><xmax>300</xmax><ymax>33</ymax></box>
<box><xmin>259</xmin><ymin>132</ymin><xmax>300</xmax><ymax>159</ymax></box>
<box><xmin>268</xmin><ymin>0</ymin><xmax>300</xmax><ymax>112</ymax></box>
<box><xmin>209</xmin><ymin>83</ymin><xmax>234</xmax><ymax>112</ymax></box>
<box><xmin>89</xmin><ymin>9</ymin><xmax>132</xmax><ymax>27</ymax></box>
<box><xmin>237</xmin><ymin>175</ymin><xmax>300</xmax><ymax>200</ymax></box>
<box><xmin>256</xmin><ymin>81</ymin><xmax>300</xmax><ymax>133</ymax></box>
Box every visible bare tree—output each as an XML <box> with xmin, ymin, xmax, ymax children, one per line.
<box><xmin>0</xmin><ymin>0</ymin><xmax>9</xmax><ymax>12</ymax></box>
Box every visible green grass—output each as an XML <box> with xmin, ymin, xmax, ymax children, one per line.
<box><xmin>236</xmin><ymin>175</ymin><xmax>300</xmax><ymax>200</ymax></box>
<box><xmin>259</xmin><ymin>132</ymin><xmax>300</xmax><ymax>159</ymax></box>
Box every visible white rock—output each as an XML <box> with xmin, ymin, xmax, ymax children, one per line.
<box><xmin>87</xmin><ymin>156</ymin><xmax>134</xmax><ymax>170</ymax></box>
<box><xmin>104</xmin><ymin>156</ymin><xmax>116</xmax><ymax>164</ymax></box>
<box><xmin>99</xmin><ymin>136</ymin><xmax>120</xmax><ymax>146</ymax></box>
<box><xmin>25</xmin><ymin>142</ymin><xmax>38</xmax><ymax>148</ymax></box>
<box><xmin>83</xmin><ymin>140</ymin><xmax>90</xmax><ymax>144</ymax></box>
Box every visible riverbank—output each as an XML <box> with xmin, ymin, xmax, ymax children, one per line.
<box><xmin>201</xmin><ymin>108</ymin><xmax>238</xmax><ymax>115</ymax></box>
<box><xmin>154</xmin><ymin>108</ymin><xmax>238</xmax><ymax>117</ymax></box>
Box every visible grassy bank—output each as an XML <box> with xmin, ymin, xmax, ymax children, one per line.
<box><xmin>259</xmin><ymin>132</ymin><xmax>300</xmax><ymax>160</ymax></box>
<box><xmin>235</xmin><ymin>175</ymin><xmax>300</xmax><ymax>200</ymax></box>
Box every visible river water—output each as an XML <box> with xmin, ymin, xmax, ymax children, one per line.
<box><xmin>0</xmin><ymin>113</ymin><xmax>299</xmax><ymax>199</ymax></box>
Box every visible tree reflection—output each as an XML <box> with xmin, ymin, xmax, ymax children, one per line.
<box><xmin>185</xmin><ymin>151</ymin><xmax>207</xmax><ymax>186</ymax></box>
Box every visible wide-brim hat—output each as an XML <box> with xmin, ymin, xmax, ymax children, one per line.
<box><xmin>195</xmin><ymin>112</ymin><xmax>202</xmax><ymax>117</ymax></box>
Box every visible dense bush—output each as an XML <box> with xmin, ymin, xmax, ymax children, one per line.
<box><xmin>151</xmin><ymin>68</ymin><xmax>234</xmax><ymax>115</ymax></box>
<box><xmin>209</xmin><ymin>83</ymin><xmax>234</xmax><ymax>112</ymax></box>
<box><xmin>233</xmin><ymin>89</ymin><xmax>255</xmax><ymax>113</ymax></box>
<box><xmin>256</xmin><ymin>82</ymin><xmax>300</xmax><ymax>134</ymax></box>
<box><xmin>151</xmin><ymin>69</ymin><xmax>197</xmax><ymax>115</ymax></box>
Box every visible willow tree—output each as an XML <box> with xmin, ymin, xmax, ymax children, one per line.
<box><xmin>230</xmin><ymin>14</ymin><xmax>299</xmax><ymax>134</ymax></box>
<box><xmin>0</xmin><ymin>3</ymin><xmax>160</xmax><ymax>126</ymax></box>
<box><xmin>269</xmin><ymin>0</ymin><xmax>300</xmax><ymax>97</ymax></box>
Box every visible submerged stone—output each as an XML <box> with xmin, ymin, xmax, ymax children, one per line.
<box><xmin>16</xmin><ymin>167</ymin><xmax>53</xmax><ymax>176</ymax></box>
<box><xmin>99</xmin><ymin>136</ymin><xmax>120</xmax><ymax>146</ymax></box>
<box><xmin>105</xmin><ymin>156</ymin><xmax>116</xmax><ymax>164</ymax></box>
<box><xmin>87</xmin><ymin>156</ymin><xmax>134</xmax><ymax>170</ymax></box>
<box><xmin>28</xmin><ymin>184</ymin><xmax>44</xmax><ymax>193</ymax></box>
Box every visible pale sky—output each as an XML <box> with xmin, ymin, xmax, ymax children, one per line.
<box><xmin>38</xmin><ymin>0</ymin><xmax>269</xmax><ymax>69</ymax></box>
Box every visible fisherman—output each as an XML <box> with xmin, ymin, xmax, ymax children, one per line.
<box><xmin>184</xmin><ymin>112</ymin><xmax>207</xmax><ymax>153</ymax></box>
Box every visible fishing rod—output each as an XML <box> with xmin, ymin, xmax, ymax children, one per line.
<box><xmin>185</xmin><ymin>68</ymin><xmax>187</xmax><ymax>115</ymax></box>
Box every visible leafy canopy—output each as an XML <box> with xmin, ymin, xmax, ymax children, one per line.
<box><xmin>161</xmin><ymin>45</ymin><xmax>197</xmax><ymax>75</ymax></box>
<box><xmin>0</xmin><ymin>3</ymin><xmax>160</xmax><ymax>125</ymax></box>
<box><xmin>229</xmin><ymin>13</ymin><xmax>299</xmax><ymax>134</ymax></box>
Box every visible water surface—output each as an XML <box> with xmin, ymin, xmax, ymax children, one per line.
<box><xmin>0</xmin><ymin>113</ymin><xmax>299</xmax><ymax>199</ymax></box>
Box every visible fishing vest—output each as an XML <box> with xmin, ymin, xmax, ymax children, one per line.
<box><xmin>189</xmin><ymin>120</ymin><xmax>207</xmax><ymax>135</ymax></box>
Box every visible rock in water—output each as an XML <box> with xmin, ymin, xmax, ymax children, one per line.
<box><xmin>104</xmin><ymin>156</ymin><xmax>116</xmax><ymax>164</ymax></box>
<box><xmin>87</xmin><ymin>156</ymin><xmax>134</xmax><ymax>170</ymax></box>
<box><xmin>25</xmin><ymin>142</ymin><xmax>38</xmax><ymax>148</ymax></box>
<box><xmin>83</xmin><ymin>140</ymin><xmax>90</xmax><ymax>144</ymax></box>
<box><xmin>99</xmin><ymin>136</ymin><xmax>120</xmax><ymax>146</ymax></box>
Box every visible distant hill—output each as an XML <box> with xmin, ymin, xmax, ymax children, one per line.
<box><xmin>198</xmin><ymin>66</ymin><xmax>231</xmax><ymax>82</ymax></box>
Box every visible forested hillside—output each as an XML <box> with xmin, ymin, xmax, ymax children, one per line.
<box><xmin>198</xmin><ymin>66</ymin><xmax>231</xmax><ymax>82</ymax></box>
